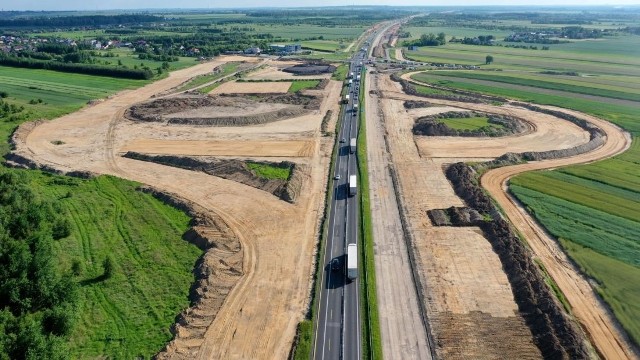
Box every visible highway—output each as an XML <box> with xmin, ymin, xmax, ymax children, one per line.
<box><xmin>312</xmin><ymin>33</ymin><xmax>373</xmax><ymax>360</ymax></box>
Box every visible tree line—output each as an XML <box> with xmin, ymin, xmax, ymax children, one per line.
<box><xmin>0</xmin><ymin>14</ymin><xmax>162</xmax><ymax>28</ymax></box>
<box><xmin>0</xmin><ymin>54</ymin><xmax>153</xmax><ymax>80</ymax></box>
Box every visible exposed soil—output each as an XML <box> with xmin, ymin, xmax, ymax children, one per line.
<box><xmin>123</xmin><ymin>152</ymin><xmax>304</xmax><ymax>203</ymax></box>
<box><xmin>119</xmin><ymin>139</ymin><xmax>315</xmax><ymax>158</ymax></box>
<box><xmin>125</xmin><ymin>93</ymin><xmax>319</xmax><ymax>126</ymax></box>
<box><xmin>210</xmin><ymin>80</ymin><xmax>291</xmax><ymax>94</ymax></box>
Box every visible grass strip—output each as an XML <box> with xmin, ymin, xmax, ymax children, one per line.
<box><xmin>356</xmin><ymin>69</ymin><xmax>383</xmax><ymax>359</ymax></box>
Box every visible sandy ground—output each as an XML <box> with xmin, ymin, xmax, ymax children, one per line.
<box><xmin>375</xmin><ymin>72</ymin><xmax>638</xmax><ymax>359</ymax></box>
<box><xmin>365</xmin><ymin>69</ymin><xmax>433</xmax><ymax>359</ymax></box>
<box><xmin>120</xmin><ymin>139</ymin><xmax>315</xmax><ymax>157</ymax></box>
<box><xmin>210</xmin><ymin>80</ymin><xmax>292</xmax><ymax>94</ymax></box>
<box><xmin>395</xmin><ymin>47</ymin><xmax>406</xmax><ymax>62</ymax></box>
<box><xmin>14</xmin><ymin>58</ymin><xmax>344</xmax><ymax>359</ymax></box>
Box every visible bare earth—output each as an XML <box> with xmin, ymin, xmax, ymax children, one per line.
<box><xmin>13</xmin><ymin>58</ymin><xmax>343</xmax><ymax>359</ymax></box>
<box><xmin>246</xmin><ymin>65</ymin><xmax>331</xmax><ymax>80</ymax></box>
<box><xmin>210</xmin><ymin>80</ymin><xmax>292</xmax><ymax>94</ymax></box>
<box><xmin>375</xmin><ymin>72</ymin><xmax>638</xmax><ymax>359</ymax></box>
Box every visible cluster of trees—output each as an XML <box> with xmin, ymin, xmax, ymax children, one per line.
<box><xmin>406</xmin><ymin>32</ymin><xmax>446</xmax><ymax>47</ymax></box>
<box><xmin>449</xmin><ymin>35</ymin><xmax>495</xmax><ymax>45</ymax></box>
<box><xmin>137</xmin><ymin>53</ymin><xmax>179</xmax><ymax>62</ymax></box>
<box><xmin>0</xmin><ymin>14</ymin><xmax>162</xmax><ymax>28</ymax></box>
<box><xmin>0</xmin><ymin>54</ymin><xmax>153</xmax><ymax>80</ymax></box>
<box><xmin>0</xmin><ymin>170</ymin><xmax>75</xmax><ymax>359</ymax></box>
<box><xmin>0</xmin><ymin>97</ymin><xmax>28</xmax><ymax>123</ymax></box>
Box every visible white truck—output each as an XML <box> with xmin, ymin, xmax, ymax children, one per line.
<box><xmin>348</xmin><ymin>79</ymin><xmax>353</xmax><ymax>86</ymax></box>
<box><xmin>343</xmin><ymin>94</ymin><xmax>350</xmax><ymax>104</ymax></box>
<box><xmin>356</xmin><ymin>74</ymin><xmax>361</xmax><ymax>81</ymax></box>
<box><xmin>349</xmin><ymin>71</ymin><xmax>354</xmax><ymax>79</ymax></box>
<box><xmin>349</xmin><ymin>137</ymin><xmax>357</xmax><ymax>153</ymax></box>
<box><xmin>349</xmin><ymin>174</ymin><xmax>357</xmax><ymax>196</ymax></box>
<box><xmin>352</xmin><ymin>104</ymin><xmax>358</xmax><ymax>116</ymax></box>
<box><xmin>347</xmin><ymin>243</ymin><xmax>358</xmax><ymax>280</ymax></box>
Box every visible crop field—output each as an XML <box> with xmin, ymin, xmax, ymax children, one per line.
<box><xmin>438</xmin><ymin>116</ymin><xmax>498</xmax><ymax>131</ymax></box>
<box><xmin>510</xmin><ymin>184</ymin><xmax>640</xmax><ymax>343</ymax></box>
<box><xmin>24</xmin><ymin>172</ymin><xmax>201</xmax><ymax>359</ymax></box>
<box><xmin>249</xmin><ymin>24</ymin><xmax>366</xmax><ymax>40</ymax></box>
<box><xmin>404</xmin><ymin>44</ymin><xmax>640</xmax><ymax>76</ymax></box>
<box><xmin>415</xmin><ymin>71</ymin><xmax>640</xmax><ymax>102</ymax></box>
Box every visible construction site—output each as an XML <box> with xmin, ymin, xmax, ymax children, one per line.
<box><xmin>6</xmin><ymin>23</ymin><xmax>640</xmax><ymax>360</ymax></box>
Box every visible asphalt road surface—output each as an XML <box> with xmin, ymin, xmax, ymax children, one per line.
<box><xmin>312</xmin><ymin>34</ymin><xmax>374</xmax><ymax>360</ymax></box>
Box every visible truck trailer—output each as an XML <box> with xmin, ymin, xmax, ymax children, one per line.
<box><xmin>347</xmin><ymin>244</ymin><xmax>358</xmax><ymax>280</ymax></box>
<box><xmin>349</xmin><ymin>174</ymin><xmax>357</xmax><ymax>196</ymax></box>
<box><xmin>349</xmin><ymin>137</ymin><xmax>356</xmax><ymax>153</ymax></box>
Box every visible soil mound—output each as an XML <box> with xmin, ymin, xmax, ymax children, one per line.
<box><xmin>283</xmin><ymin>64</ymin><xmax>335</xmax><ymax>75</ymax></box>
<box><xmin>413</xmin><ymin>111</ymin><xmax>529</xmax><ymax>137</ymax></box>
<box><xmin>126</xmin><ymin>93</ymin><xmax>320</xmax><ymax>127</ymax></box>
<box><xmin>445</xmin><ymin>163</ymin><xmax>591</xmax><ymax>359</ymax></box>
<box><xmin>123</xmin><ymin>152</ymin><xmax>303</xmax><ymax>203</ymax></box>
<box><xmin>427</xmin><ymin>206</ymin><xmax>483</xmax><ymax>226</ymax></box>
<box><xmin>403</xmin><ymin>100</ymin><xmax>432</xmax><ymax>109</ymax></box>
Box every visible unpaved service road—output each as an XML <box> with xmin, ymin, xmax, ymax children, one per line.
<box><xmin>210</xmin><ymin>80</ymin><xmax>292</xmax><ymax>94</ymax></box>
<box><xmin>14</xmin><ymin>57</ymin><xmax>342</xmax><ymax>359</ymax></box>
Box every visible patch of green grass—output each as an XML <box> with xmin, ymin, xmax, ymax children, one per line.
<box><xmin>24</xmin><ymin>171</ymin><xmax>202</xmax><ymax>359</ymax></box>
<box><xmin>439</xmin><ymin>116</ymin><xmax>500</xmax><ymax>131</ymax></box>
<box><xmin>293</xmin><ymin>320</ymin><xmax>313</xmax><ymax>360</ymax></box>
<box><xmin>177</xmin><ymin>62</ymin><xmax>239</xmax><ymax>92</ymax></box>
<box><xmin>288</xmin><ymin>80</ymin><xmax>321</xmax><ymax>93</ymax></box>
<box><xmin>332</xmin><ymin>64</ymin><xmax>349</xmax><ymax>81</ymax></box>
<box><xmin>356</xmin><ymin>71</ymin><xmax>382</xmax><ymax>360</ymax></box>
<box><xmin>300</xmin><ymin>40</ymin><xmax>344</xmax><ymax>52</ymax></box>
<box><xmin>412</xmin><ymin>83</ymin><xmax>455</xmax><ymax>96</ymax></box>
<box><xmin>246</xmin><ymin>161</ymin><xmax>291</xmax><ymax>180</ymax></box>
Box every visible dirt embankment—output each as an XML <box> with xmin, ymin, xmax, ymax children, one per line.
<box><xmin>427</xmin><ymin>206</ymin><xmax>483</xmax><ymax>226</ymax></box>
<box><xmin>446</xmin><ymin>162</ymin><xmax>591</xmax><ymax>359</ymax></box>
<box><xmin>403</xmin><ymin>100</ymin><xmax>432</xmax><ymax>109</ymax></box>
<box><xmin>413</xmin><ymin>111</ymin><xmax>529</xmax><ymax>137</ymax></box>
<box><xmin>125</xmin><ymin>93</ymin><xmax>320</xmax><ymax>127</ymax></box>
<box><xmin>123</xmin><ymin>152</ymin><xmax>304</xmax><ymax>203</ymax></box>
<box><xmin>391</xmin><ymin>73</ymin><xmax>507</xmax><ymax>104</ymax></box>
<box><xmin>137</xmin><ymin>187</ymin><xmax>243</xmax><ymax>360</ymax></box>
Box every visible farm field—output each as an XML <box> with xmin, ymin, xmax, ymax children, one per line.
<box><xmin>288</xmin><ymin>80</ymin><xmax>321</xmax><ymax>93</ymax></box>
<box><xmin>416</xmin><ymin>71</ymin><xmax>640</xmax><ymax>102</ymax></box>
<box><xmin>28</xmin><ymin>172</ymin><xmax>201</xmax><ymax>359</ymax></box>
<box><xmin>299</xmin><ymin>39</ymin><xmax>345</xmax><ymax>52</ymax></box>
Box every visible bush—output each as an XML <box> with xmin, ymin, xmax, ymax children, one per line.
<box><xmin>102</xmin><ymin>256</ymin><xmax>114</xmax><ymax>279</ymax></box>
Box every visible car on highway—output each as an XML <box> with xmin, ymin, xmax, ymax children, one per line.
<box><xmin>340</xmin><ymin>138</ymin><xmax>345</xmax><ymax>143</ymax></box>
<box><xmin>330</xmin><ymin>258</ymin><xmax>340</xmax><ymax>272</ymax></box>
<box><xmin>334</xmin><ymin>174</ymin><xmax>341</xmax><ymax>180</ymax></box>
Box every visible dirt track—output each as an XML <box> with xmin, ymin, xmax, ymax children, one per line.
<box><xmin>120</xmin><ymin>139</ymin><xmax>315</xmax><ymax>157</ymax></box>
<box><xmin>12</xmin><ymin>57</ymin><xmax>342</xmax><ymax>359</ymax></box>
<box><xmin>376</xmin><ymin>72</ymin><xmax>637</xmax><ymax>359</ymax></box>
<box><xmin>210</xmin><ymin>81</ymin><xmax>292</xmax><ymax>94</ymax></box>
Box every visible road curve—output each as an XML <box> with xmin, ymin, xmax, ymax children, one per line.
<box><xmin>481</xmin><ymin>106</ymin><xmax>637</xmax><ymax>360</ymax></box>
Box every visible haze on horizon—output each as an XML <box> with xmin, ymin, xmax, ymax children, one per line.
<box><xmin>3</xmin><ymin>0</ymin><xmax>639</xmax><ymax>11</ymax></box>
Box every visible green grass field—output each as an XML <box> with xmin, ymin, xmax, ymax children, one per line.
<box><xmin>24</xmin><ymin>171</ymin><xmax>202</xmax><ymax>359</ymax></box>
<box><xmin>246</xmin><ymin>162</ymin><xmax>291</xmax><ymax>180</ymax></box>
<box><xmin>300</xmin><ymin>40</ymin><xmax>345</xmax><ymax>52</ymax></box>
<box><xmin>332</xmin><ymin>64</ymin><xmax>349</xmax><ymax>81</ymax></box>
<box><xmin>439</xmin><ymin>116</ymin><xmax>498</xmax><ymax>131</ymax></box>
<box><xmin>288</xmin><ymin>80</ymin><xmax>320</xmax><ymax>93</ymax></box>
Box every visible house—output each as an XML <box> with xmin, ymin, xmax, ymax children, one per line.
<box><xmin>408</xmin><ymin>45</ymin><xmax>419</xmax><ymax>51</ymax></box>
<box><xmin>244</xmin><ymin>47</ymin><xmax>261</xmax><ymax>55</ymax></box>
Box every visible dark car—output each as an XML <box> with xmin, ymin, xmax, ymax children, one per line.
<box><xmin>330</xmin><ymin>258</ymin><xmax>340</xmax><ymax>272</ymax></box>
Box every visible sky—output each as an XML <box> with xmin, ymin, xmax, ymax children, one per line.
<box><xmin>2</xmin><ymin>0</ymin><xmax>639</xmax><ymax>11</ymax></box>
